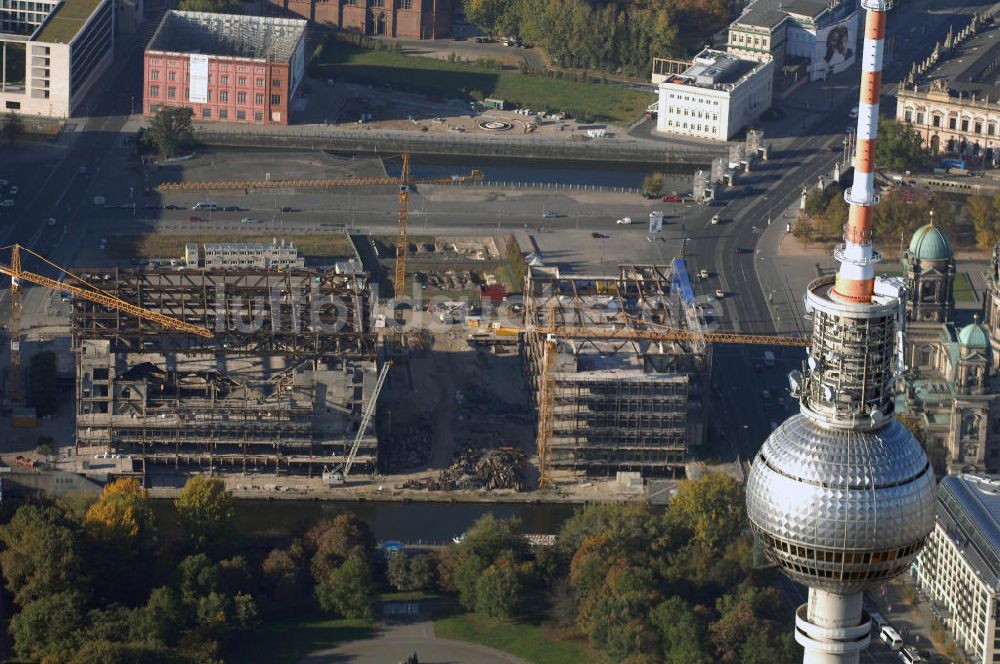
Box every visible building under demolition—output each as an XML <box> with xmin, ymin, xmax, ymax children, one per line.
<box><xmin>71</xmin><ymin>268</ymin><xmax>378</xmax><ymax>475</ymax></box>
<box><xmin>523</xmin><ymin>263</ymin><xmax>710</xmax><ymax>478</ymax></box>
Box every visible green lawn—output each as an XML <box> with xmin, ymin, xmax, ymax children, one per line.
<box><xmin>311</xmin><ymin>41</ymin><xmax>654</xmax><ymax>126</ymax></box>
<box><xmin>953</xmin><ymin>271</ymin><xmax>976</xmax><ymax>302</ymax></box>
<box><xmin>223</xmin><ymin>616</ymin><xmax>373</xmax><ymax>664</ymax></box>
<box><xmin>434</xmin><ymin>611</ymin><xmax>604</xmax><ymax>664</ymax></box>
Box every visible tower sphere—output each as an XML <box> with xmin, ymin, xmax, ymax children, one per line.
<box><xmin>746</xmin><ymin>415</ymin><xmax>936</xmax><ymax>594</ymax></box>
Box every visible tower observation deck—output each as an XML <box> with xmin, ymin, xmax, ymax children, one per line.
<box><xmin>745</xmin><ymin>1</ymin><xmax>937</xmax><ymax>663</ymax></box>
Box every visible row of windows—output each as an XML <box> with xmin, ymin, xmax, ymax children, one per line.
<box><xmin>731</xmin><ymin>32</ymin><xmax>769</xmax><ymax>47</ymax></box>
<box><xmin>149</xmin><ymin>70</ymin><xmax>281</xmax><ymax>89</ymax></box>
<box><xmin>904</xmin><ymin>110</ymin><xmax>998</xmax><ymax>136</ymax></box>
<box><xmin>665</xmin><ymin>94</ymin><xmax>721</xmax><ymax>106</ymax></box>
<box><xmin>147</xmin><ymin>59</ymin><xmax>270</xmax><ymax>76</ymax></box>
<box><xmin>665</xmin><ymin>108</ymin><xmax>720</xmax><ymax>121</ymax></box>
<box><xmin>336</xmin><ymin>0</ymin><xmax>414</xmax><ymax>7</ymax></box>
<box><xmin>762</xmin><ymin>533</ymin><xmax>924</xmax><ymax>565</ymax></box>
<box><xmin>664</xmin><ymin>120</ymin><xmax>717</xmax><ymax>134</ymax></box>
<box><xmin>149</xmin><ymin>86</ymin><xmax>280</xmax><ymax>105</ymax></box>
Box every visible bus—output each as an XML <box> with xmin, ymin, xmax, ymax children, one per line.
<box><xmin>880</xmin><ymin>624</ymin><xmax>903</xmax><ymax>650</ymax></box>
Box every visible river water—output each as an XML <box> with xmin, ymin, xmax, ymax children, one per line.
<box><xmin>375</xmin><ymin>153</ymin><xmax>697</xmax><ymax>190</ymax></box>
<box><xmin>150</xmin><ymin>498</ymin><xmax>579</xmax><ymax>545</ymax></box>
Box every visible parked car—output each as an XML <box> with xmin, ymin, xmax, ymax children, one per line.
<box><xmin>280</xmin><ymin>206</ymin><xmax>296</xmax><ymax>213</ymax></box>
<box><xmin>223</xmin><ymin>205</ymin><xmax>241</xmax><ymax>212</ymax></box>
<box><xmin>715</xmin><ymin>289</ymin><xmax>725</xmax><ymax>298</ymax></box>
<box><xmin>711</xmin><ymin>214</ymin><xmax>721</xmax><ymax>224</ymax></box>
<box><xmin>542</xmin><ymin>210</ymin><xmax>563</xmax><ymax>218</ymax></box>
<box><xmin>661</xmin><ymin>194</ymin><xmax>682</xmax><ymax>203</ymax></box>
<box><xmin>616</xmin><ymin>217</ymin><xmax>633</xmax><ymax>225</ymax></box>
<box><xmin>78</xmin><ymin>165</ymin><xmax>88</xmax><ymax>174</ymax></box>
<box><xmin>187</xmin><ymin>215</ymin><xmax>204</xmax><ymax>223</ymax></box>
<box><xmin>241</xmin><ymin>216</ymin><xmax>261</xmax><ymax>224</ymax></box>
<box><xmin>192</xmin><ymin>202</ymin><xmax>218</xmax><ymax>210</ymax></box>
<box><xmin>0</xmin><ymin>199</ymin><xmax>14</xmax><ymax>207</ymax></box>
<box><xmin>46</xmin><ymin>217</ymin><xmax>56</xmax><ymax>226</ymax></box>
<box><xmin>8</xmin><ymin>185</ymin><xmax>18</xmax><ymax>195</ymax></box>
<box><xmin>164</xmin><ymin>204</ymin><xmax>179</xmax><ymax>210</ymax></box>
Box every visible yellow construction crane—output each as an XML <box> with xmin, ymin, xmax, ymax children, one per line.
<box><xmin>1</xmin><ymin>244</ymin><xmax>213</xmax><ymax>405</ymax></box>
<box><xmin>154</xmin><ymin>154</ymin><xmax>483</xmax><ymax>293</ymax></box>
<box><xmin>532</xmin><ymin>326</ymin><xmax>809</xmax><ymax>489</ymax></box>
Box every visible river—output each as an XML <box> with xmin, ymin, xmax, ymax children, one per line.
<box><xmin>149</xmin><ymin>498</ymin><xmax>580</xmax><ymax>545</ymax></box>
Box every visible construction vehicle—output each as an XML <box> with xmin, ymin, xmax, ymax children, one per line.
<box><xmin>153</xmin><ymin>154</ymin><xmax>484</xmax><ymax>293</ymax></box>
<box><xmin>1</xmin><ymin>244</ymin><xmax>213</xmax><ymax>406</ymax></box>
<box><xmin>323</xmin><ymin>360</ymin><xmax>393</xmax><ymax>486</ymax></box>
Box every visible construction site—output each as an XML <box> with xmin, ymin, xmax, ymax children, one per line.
<box><xmin>69</xmin><ymin>268</ymin><xmax>379</xmax><ymax>475</ymax></box>
<box><xmin>522</xmin><ymin>261</ymin><xmax>711</xmax><ymax>480</ymax></box>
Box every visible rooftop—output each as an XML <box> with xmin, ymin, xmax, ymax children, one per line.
<box><xmin>907</xmin><ymin>21</ymin><xmax>1000</xmax><ymax>102</ymax></box>
<box><xmin>34</xmin><ymin>0</ymin><xmax>104</xmax><ymax>44</ymax></box>
<box><xmin>662</xmin><ymin>48</ymin><xmax>759</xmax><ymax>89</ymax></box>
<box><xmin>937</xmin><ymin>474</ymin><xmax>1000</xmax><ymax>589</ymax></box>
<box><xmin>147</xmin><ymin>10</ymin><xmax>306</xmax><ymax>62</ymax></box>
<box><xmin>735</xmin><ymin>0</ymin><xmax>845</xmax><ymax>29</ymax></box>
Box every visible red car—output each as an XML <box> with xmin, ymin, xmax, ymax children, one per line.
<box><xmin>661</xmin><ymin>194</ymin><xmax>682</xmax><ymax>203</ymax></box>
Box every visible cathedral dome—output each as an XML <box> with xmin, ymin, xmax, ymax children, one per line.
<box><xmin>908</xmin><ymin>223</ymin><xmax>953</xmax><ymax>262</ymax></box>
<box><xmin>958</xmin><ymin>322</ymin><xmax>989</xmax><ymax>349</ymax></box>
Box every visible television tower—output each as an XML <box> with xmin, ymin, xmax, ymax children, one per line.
<box><xmin>745</xmin><ymin>1</ymin><xmax>936</xmax><ymax>662</ymax></box>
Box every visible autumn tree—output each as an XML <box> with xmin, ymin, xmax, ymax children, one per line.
<box><xmin>306</xmin><ymin>513</ymin><xmax>377</xmax><ymax>583</ymax></box>
<box><xmin>175</xmin><ymin>475</ymin><xmax>235</xmax><ymax>550</ymax></box>
<box><xmin>85</xmin><ymin>477</ymin><xmax>154</xmax><ymax>544</ymax></box>
<box><xmin>667</xmin><ymin>472</ymin><xmax>746</xmax><ymax>551</ymax></box>
<box><xmin>966</xmin><ymin>193</ymin><xmax>1000</xmax><ymax>250</ymax></box>
<box><xmin>260</xmin><ymin>542</ymin><xmax>311</xmax><ymax>615</ymax></box>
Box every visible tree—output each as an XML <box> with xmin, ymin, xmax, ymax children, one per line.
<box><xmin>177</xmin><ymin>553</ymin><xmax>220</xmax><ymax>605</ymax></box>
<box><xmin>474</xmin><ymin>562</ymin><xmax>521</xmax><ymax>620</ymax></box>
<box><xmin>85</xmin><ymin>477</ymin><xmax>154</xmax><ymax>545</ymax></box>
<box><xmin>10</xmin><ymin>590</ymin><xmax>85</xmax><ymax>661</ymax></box>
<box><xmin>407</xmin><ymin>553</ymin><xmax>437</xmax><ymax>592</ymax></box>
<box><xmin>261</xmin><ymin>542</ymin><xmax>311</xmax><ymax>615</ymax></box>
<box><xmin>876</xmin><ymin>119</ymin><xmax>930</xmax><ymax>171</ymax></box>
<box><xmin>35</xmin><ymin>436</ymin><xmax>54</xmax><ymax>457</ymax></box>
<box><xmin>28</xmin><ymin>350</ymin><xmax>59</xmax><ymax>416</ymax></box>
<box><xmin>643</xmin><ymin>172</ymin><xmax>665</xmax><ymax>195</ymax></box>
<box><xmin>314</xmin><ymin>556</ymin><xmax>377</xmax><ymax>620</ymax></box>
<box><xmin>668</xmin><ymin>472</ymin><xmax>746</xmax><ymax>551</ymax></box>
<box><xmin>387</xmin><ymin>550</ymin><xmax>410</xmax><ymax>591</ymax></box>
<box><xmin>145</xmin><ymin>106</ymin><xmax>195</xmax><ymax>159</ymax></box>
<box><xmin>791</xmin><ymin>215</ymin><xmax>815</xmax><ymax>248</ymax></box>
<box><xmin>454</xmin><ymin>554</ymin><xmax>486</xmax><ymax>610</ymax></box>
<box><xmin>651</xmin><ymin>597</ymin><xmax>712</xmax><ymax>664</ymax></box>
<box><xmin>67</xmin><ymin>640</ymin><xmax>181</xmax><ymax>664</ymax></box>
<box><xmin>128</xmin><ymin>586</ymin><xmax>185</xmax><ymax>646</ymax></box>
<box><xmin>965</xmin><ymin>194</ymin><xmax>1000</xmax><ymax>250</ymax></box>
<box><xmin>0</xmin><ymin>503</ymin><xmax>85</xmax><ymax>606</ymax></box>
<box><xmin>305</xmin><ymin>513</ymin><xmax>376</xmax><ymax>583</ymax></box>
<box><xmin>175</xmin><ymin>475</ymin><xmax>234</xmax><ymax>550</ymax></box>
<box><xmin>1</xmin><ymin>110</ymin><xmax>24</xmax><ymax>146</ymax></box>
<box><xmin>459</xmin><ymin>513</ymin><xmax>527</xmax><ymax>564</ymax></box>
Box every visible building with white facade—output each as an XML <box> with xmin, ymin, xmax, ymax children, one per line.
<box><xmin>727</xmin><ymin>0</ymin><xmax>858</xmax><ymax>93</ymax></box>
<box><xmin>655</xmin><ymin>48</ymin><xmax>773</xmax><ymax>142</ymax></box>
<box><xmin>915</xmin><ymin>474</ymin><xmax>1000</xmax><ymax>664</ymax></box>
<box><xmin>0</xmin><ymin>0</ymin><xmax>115</xmax><ymax>117</ymax></box>
<box><xmin>184</xmin><ymin>240</ymin><xmax>305</xmax><ymax>270</ymax></box>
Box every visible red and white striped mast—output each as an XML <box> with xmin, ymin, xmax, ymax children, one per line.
<box><xmin>832</xmin><ymin>0</ymin><xmax>890</xmax><ymax>305</ymax></box>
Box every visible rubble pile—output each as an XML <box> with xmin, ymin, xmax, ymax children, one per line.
<box><xmin>383</xmin><ymin>418</ymin><xmax>433</xmax><ymax>472</ymax></box>
<box><xmin>404</xmin><ymin>448</ymin><xmax>526</xmax><ymax>492</ymax></box>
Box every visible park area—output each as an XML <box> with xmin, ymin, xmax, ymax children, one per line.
<box><xmin>309</xmin><ymin>39</ymin><xmax>653</xmax><ymax>126</ymax></box>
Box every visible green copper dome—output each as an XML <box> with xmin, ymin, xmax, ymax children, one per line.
<box><xmin>908</xmin><ymin>223</ymin><xmax>953</xmax><ymax>262</ymax></box>
<box><xmin>958</xmin><ymin>322</ymin><xmax>989</xmax><ymax>349</ymax></box>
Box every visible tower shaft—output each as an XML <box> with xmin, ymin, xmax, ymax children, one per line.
<box><xmin>833</xmin><ymin>1</ymin><xmax>889</xmax><ymax>304</ymax></box>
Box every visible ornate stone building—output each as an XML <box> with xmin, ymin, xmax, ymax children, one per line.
<box><xmin>898</xmin><ymin>223</ymin><xmax>1000</xmax><ymax>474</ymax></box>
<box><xmin>264</xmin><ymin>0</ymin><xmax>451</xmax><ymax>39</ymax></box>
<box><xmin>895</xmin><ymin>14</ymin><xmax>1000</xmax><ymax>162</ymax></box>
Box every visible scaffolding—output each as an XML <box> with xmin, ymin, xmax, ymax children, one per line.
<box><xmin>523</xmin><ymin>264</ymin><xmax>710</xmax><ymax>478</ymax></box>
<box><xmin>72</xmin><ymin>268</ymin><xmax>379</xmax><ymax>475</ymax></box>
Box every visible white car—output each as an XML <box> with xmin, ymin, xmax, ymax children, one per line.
<box><xmin>0</xmin><ymin>199</ymin><xmax>14</xmax><ymax>207</ymax></box>
<box><xmin>46</xmin><ymin>217</ymin><xmax>56</xmax><ymax>226</ymax></box>
<box><xmin>8</xmin><ymin>185</ymin><xmax>18</xmax><ymax>195</ymax></box>
<box><xmin>711</xmin><ymin>214</ymin><xmax>721</xmax><ymax>224</ymax></box>
<box><xmin>241</xmin><ymin>216</ymin><xmax>261</xmax><ymax>224</ymax></box>
<box><xmin>714</xmin><ymin>289</ymin><xmax>725</xmax><ymax>298</ymax></box>
<box><xmin>699</xmin><ymin>269</ymin><xmax>710</xmax><ymax>279</ymax></box>
<box><xmin>616</xmin><ymin>217</ymin><xmax>633</xmax><ymax>225</ymax></box>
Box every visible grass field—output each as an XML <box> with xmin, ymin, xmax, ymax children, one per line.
<box><xmin>311</xmin><ymin>40</ymin><xmax>654</xmax><ymax>125</ymax></box>
<box><xmin>224</xmin><ymin>616</ymin><xmax>373</xmax><ymax>664</ymax></box>
<box><xmin>434</xmin><ymin>611</ymin><xmax>604</xmax><ymax>664</ymax></box>
<box><xmin>106</xmin><ymin>233</ymin><xmax>355</xmax><ymax>261</ymax></box>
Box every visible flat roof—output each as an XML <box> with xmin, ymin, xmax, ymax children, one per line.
<box><xmin>147</xmin><ymin>10</ymin><xmax>305</xmax><ymax>62</ymax></box>
<box><xmin>35</xmin><ymin>0</ymin><xmax>104</xmax><ymax>44</ymax></box>
<box><xmin>937</xmin><ymin>474</ymin><xmax>1000</xmax><ymax>588</ymax></box>
<box><xmin>916</xmin><ymin>22</ymin><xmax>1000</xmax><ymax>101</ymax></box>
<box><xmin>662</xmin><ymin>48</ymin><xmax>759</xmax><ymax>89</ymax></box>
<box><xmin>734</xmin><ymin>0</ymin><xmax>845</xmax><ymax>30</ymax></box>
